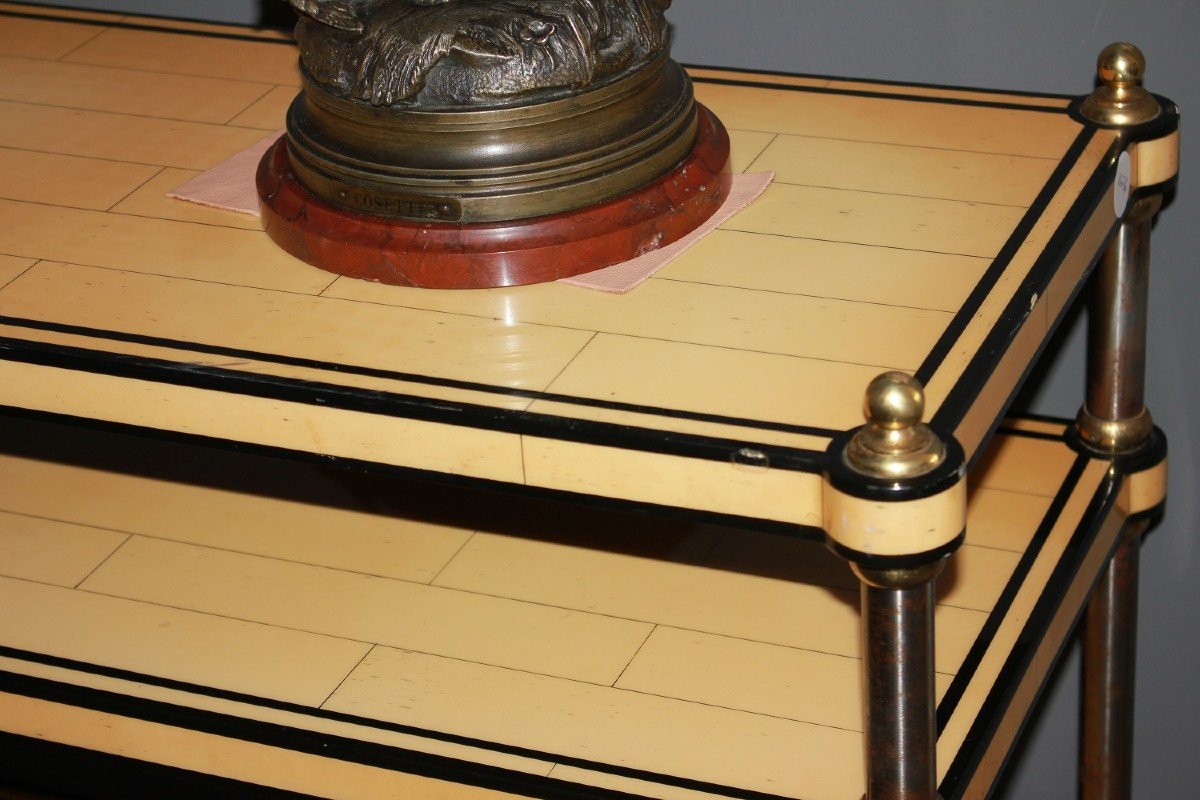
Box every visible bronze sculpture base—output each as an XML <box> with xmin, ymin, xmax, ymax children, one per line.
<box><xmin>257</xmin><ymin>105</ymin><xmax>731</xmax><ymax>290</ymax></box>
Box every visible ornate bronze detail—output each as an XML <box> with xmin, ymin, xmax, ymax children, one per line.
<box><xmin>288</xmin><ymin>0</ymin><xmax>671</xmax><ymax>108</ymax></box>
<box><xmin>278</xmin><ymin>0</ymin><xmax>706</xmax><ymax>225</ymax></box>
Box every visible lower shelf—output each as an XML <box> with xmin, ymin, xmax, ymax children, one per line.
<box><xmin>0</xmin><ymin>417</ymin><xmax>1128</xmax><ymax>799</ymax></box>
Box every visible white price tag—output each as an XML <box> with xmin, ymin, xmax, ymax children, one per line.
<box><xmin>1114</xmin><ymin>151</ymin><xmax>1132</xmax><ymax>217</ymax></box>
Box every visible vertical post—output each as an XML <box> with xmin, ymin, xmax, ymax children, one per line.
<box><xmin>855</xmin><ymin>563</ymin><xmax>944</xmax><ymax>800</ymax></box>
<box><xmin>824</xmin><ymin>373</ymin><xmax>966</xmax><ymax>800</ymax></box>
<box><xmin>1074</xmin><ymin>42</ymin><xmax>1173</xmax><ymax>800</ymax></box>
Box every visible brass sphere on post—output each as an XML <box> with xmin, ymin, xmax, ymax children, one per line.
<box><xmin>1078</xmin><ymin>42</ymin><xmax>1161</xmax><ymax>127</ymax></box>
<box><xmin>844</xmin><ymin>372</ymin><xmax>946</xmax><ymax>480</ymax></box>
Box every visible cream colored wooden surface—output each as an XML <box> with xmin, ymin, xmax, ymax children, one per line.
<box><xmin>0</xmin><ymin>6</ymin><xmax>1116</xmax><ymax>525</ymax></box>
<box><xmin>0</xmin><ymin>419</ymin><xmax>1103</xmax><ymax>799</ymax></box>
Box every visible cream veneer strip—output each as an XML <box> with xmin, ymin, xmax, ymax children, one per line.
<box><xmin>80</xmin><ymin>536</ymin><xmax>651</xmax><ymax>685</ymax></box>
<box><xmin>0</xmin><ymin>55</ymin><xmax>274</xmax><ymax>124</ymax></box>
<box><xmin>0</xmin><ymin>576</ymin><xmax>369</xmax><ymax>706</ymax></box>
<box><xmin>0</xmin><ymin>101</ymin><xmax>273</xmax><ymax>170</ymax></box>
<box><xmin>0</xmin><ymin>653</ymin><xmax>556</xmax><ymax>777</ymax></box>
<box><xmin>0</xmin><ymin>512</ymin><xmax>127</xmax><ymax>587</ymax></box>
<box><xmin>326</xmin><ymin>271</ymin><xmax>954</xmax><ymax>372</ymax></box>
<box><xmin>0</xmin><ymin>15</ymin><xmax>106</xmax><ymax>60</ymax></box>
<box><xmin>326</xmin><ymin>646</ymin><xmax>865</xmax><ymax>800</ymax></box>
<box><xmin>0</xmin><ymin>360</ymin><xmax>527</xmax><ymax>483</ymax></box>
<box><xmin>0</xmin><ymin>146</ymin><xmax>160</xmax><ymax>210</ymax></box>
<box><xmin>0</xmin><ymin>452</ymin><xmax>474</xmax><ymax>585</ymax></box>
<box><xmin>434</xmin><ymin>529</ymin><xmax>988</xmax><ymax>671</ymax></box>
<box><xmin>693</xmin><ymin>82</ymin><xmax>1081</xmax><ymax>158</ymax></box>
<box><xmin>936</xmin><ymin>459</ymin><xmax>1109</xmax><ymax>777</ymax></box>
<box><xmin>752</xmin><ymin>133</ymin><xmax>1056</xmax><ymax>206</ymax></box>
<box><xmin>64</xmin><ymin>28</ymin><xmax>301</xmax><ymax>86</ymax></box>
<box><xmin>3</xmin><ymin>261</ymin><xmax>592</xmax><ymax>392</ymax></box>
<box><xmin>658</xmin><ymin>229</ymin><xmax>991</xmax><ymax>312</ymax></box>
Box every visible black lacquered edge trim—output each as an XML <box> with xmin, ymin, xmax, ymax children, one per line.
<box><xmin>681</xmin><ymin>61</ymin><xmax>1076</xmax><ymax>101</ymax></box>
<box><xmin>0</xmin><ymin>405</ymin><xmax>825</xmax><ymax>543</ymax></box>
<box><xmin>0</xmin><ymin>3</ymin><xmax>296</xmax><ymax>43</ymax></box>
<box><xmin>0</xmin><ymin>661</ymin><xmax>799</xmax><ymax>800</ymax></box>
<box><xmin>823</xmin><ymin>428</ymin><xmax>966</xmax><ymax>502</ymax></box>
<box><xmin>993</xmin><ymin>425</ymin><xmax>1068</xmax><ymax>442</ymax></box>
<box><xmin>938</xmin><ymin>465</ymin><xmax>1121</xmax><ymax>799</ymax></box>
<box><xmin>0</xmin><ymin>732</ymin><xmax>323</xmax><ymax>800</ymax></box>
<box><xmin>0</xmin><ymin>337</ymin><xmax>826</xmax><ymax>474</ymax></box>
<box><xmin>958</xmin><ymin>245</ymin><xmax>1098</xmax><ymax>474</ymax></box>
<box><xmin>1066</xmin><ymin>94</ymin><xmax>1181</xmax><ymax>140</ymax></box>
<box><xmin>1131</xmin><ymin>176</ymin><xmax>1179</xmax><ymax>202</ymax></box>
<box><xmin>1126</xmin><ymin>503</ymin><xmax>1166</xmax><ymax>529</ymax></box>
<box><xmin>930</xmin><ymin>133</ymin><xmax>1123</xmax><ymax>433</ymax></box>
<box><xmin>826</xmin><ymin>530</ymin><xmax>965</xmax><ymax>570</ymax></box>
<box><xmin>915</xmin><ymin>127</ymin><xmax>1097</xmax><ymax>391</ymax></box>
<box><xmin>689</xmin><ymin>75</ymin><xmax>1067</xmax><ymax>113</ymax></box>
<box><xmin>935</xmin><ymin>454</ymin><xmax>1089</xmax><ymax>731</ymax></box>
<box><xmin>0</xmin><ymin>316</ymin><xmax>840</xmax><ymax>441</ymax></box>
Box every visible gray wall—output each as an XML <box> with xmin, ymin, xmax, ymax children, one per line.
<box><xmin>55</xmin><ymin>1</ymin><xmax>1200</xmax><ymax>796</ymax></box>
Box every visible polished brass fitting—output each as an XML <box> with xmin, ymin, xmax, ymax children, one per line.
<box><xmin>1078</xmin><ymin>42</ymin><xmax>1161</xmax><ymax>127</ymax></box>
<box><xmin>852</xmin><ymin>561</ymin><xmax>947</xmax><ymax>590</ymax></box>
<box><xmin>1076</xmin><ymin>405</ymin><xmax>1154</xmax><ymax>454</ymax></box>
<box><xmin>844</xmin><ymin>372</ymin><xmax>945</xmax><ymax>480</ymax></box>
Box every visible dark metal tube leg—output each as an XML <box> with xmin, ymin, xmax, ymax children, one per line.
<box><xmin>1073</xmin><ymin>42</ymin><xmax>1172</xmax><ymax>800</ymax></box>
<box><xmin>1077</xmin><ymin>196</ymin><xmax>1160</xmax><ymax>454</ymax></box>
<box><xmin>1077</xmin><ymin>195</ymin><xmax>1159</xmax><ymax>800</ymax></box>
<box><xmin>1081</xmin><ymin>522</ymin><xmax>1146</xmax><ymax>800</ymax></box>
<box><xmin>1085</xmin><ymin>209</ymin><xmax>1153</xmax><ymax>421</ymax></box>
<box><xmin>857</xmin><ymin>565</ymin><xmax>944</xmax><ymax>800</ymax></box>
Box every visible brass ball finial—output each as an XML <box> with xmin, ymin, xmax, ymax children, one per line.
<box><xmin>845</xmin><ymin>372</ymin><xmax>946</xmax><ymax>480</ymax></box>
<box><xmin>864</xmin><ymin>372</ymin><xmax>924</xmax><ymax>431</ymax></box>
<box><xmin>1097</xmin><ymin>42</ymin><xmax>1145</xmax><ymax>87</ymax></box>
<box><xmin>1079</xmin><ymin>42</ymin><xmax>1160</xmax><ymax>126</ymax></box>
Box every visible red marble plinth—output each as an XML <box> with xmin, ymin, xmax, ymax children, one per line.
<box><xmin>256</xmin><ymin>106</ymin><xmax>732</xmax><ymax>289</ymax></box>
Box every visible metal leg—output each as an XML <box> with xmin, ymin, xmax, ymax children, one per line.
<box><xmin>1076</xmin><ymin>197</ymin><xmax>1160</xmax><ymax>454</ymax></box>
<box><xmin>856</xmin><ymin>564</ymin><xmax>945</xmax><ymax>800</ymax></box>
<box><xmin>1073</xmin><ymin>40</ymin><xmax>1172</xmax><ymax>799</ymax></box>
<box><xmin>825</xmin><ymin>373</ymin><xmax>964</xmax><ymax>800</ymax></box>
<box><xmin>1081</xmin><ymin>520</ymin><xmax>1148</xmax><ymax>800</ymax></box>
<box><xmin>1076</xmin><ymin>194</ymin><xmax>1159</xmax><ymax>800</ymax></box>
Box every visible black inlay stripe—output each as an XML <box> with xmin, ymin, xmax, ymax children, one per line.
<box><xmin>958</xmin><ymin>254</ymin><xmax>1097</xmax><ymax>475</ymax></box>
<box><xmin>681</xmin><ymin>61</ymin><xmax>1076</xmax><ymax>102</ymax></box>
<box><xmin>0</xmin><ymin>405</ymin><xmax>826</xmax><ymax>541</ymax></box>
<box><xmin>0</xmin><ymin>654</ymin><xmax>795</xmax><ymax>800</ymax></box>
<box><xmin>0</xmin><ymin>337</ymin><xmax>828</xmax><ymax>472</ymax></box>
<box><xmin>914</xmin><ymin>126</ymin><xmax>1096</xmax><ymax>390</ymax></box>
<box><xmin>4</xmin><ymin>7</ymin><xmax>1075</xmax><ymax>113</ymax></box>
<box><xmin>931</xmin><ymin>135</ymin><xmax>1123</xmax><ymax>434</ymax></box>
<box><xmin>691</xmin><ymin>76</ymin><xmax>1070</xmax><ymax>114</ymax></box>
<box><xmin>0</xmin><ymin>315</ymin><xmax>840</xmax><ymax>440</ymax></box>
<box><xmin>993</xmin><ymin>425</ymin><xmax>1069</xmax><ymax>442</ymax></box>
<box><xmin>938</xmin><ymin>467</ymin><xmax>1120</xmax><ymax>799</ymax></box>
<box><xmin>935</xmin><ymin>454</ymin><xmax>1088</xmax><ymax>731</ymax></box>
<box><xmin>0</xmin><ymin>732</ymin><xmax>324</xmax><ymax>800</ymax></box>
<box><xmin>0</xmin><ymin>6</ymin><xmax>297</xmax><ymax>45</ymax></box>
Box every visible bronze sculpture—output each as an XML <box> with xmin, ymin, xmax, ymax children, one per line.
<box><xmin>259</xmin><ymin>0</ymin><xmax>731</xmax><ymax>288</ymax></box>
<box><xmin>288</xmin><ymin>0</ymin><xmax>671</xmax><ymax>108</ymax></box>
